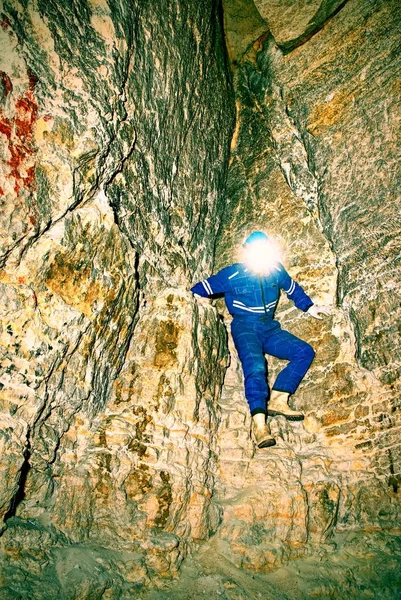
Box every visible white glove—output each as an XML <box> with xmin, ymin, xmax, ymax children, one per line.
<box><xmin>193</xmin><ymin>293</ymin><xmax>211</xmax><ymax>306</ymax></box>
<box><xmin>307</xmin><ymin>305</ymin><xmax>330</xmax><ymax>320</ymax></box>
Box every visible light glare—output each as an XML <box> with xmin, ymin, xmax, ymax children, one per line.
<box><xmin>243</xmin><ymin>239</ymin><xmax>281</xmax><ymax>275</ymax></box>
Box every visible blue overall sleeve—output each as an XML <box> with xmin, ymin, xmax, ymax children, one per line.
<box><xmin>191</xmin><ymin>266</ymin><xmax>233</xmax><ymax>297</ymax></box>
<box><xmin>277</xmin><ymin>264</ymin><xmax>314</xmax><ymax>312</ymax></box>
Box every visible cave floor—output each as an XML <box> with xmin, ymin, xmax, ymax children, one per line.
<box><xmin>138</xmin><ymin>531</ymin><xmax>401</xmax><ymax>600</ymax></box>
<box><xmin>1</xmin><ymin>518</ymin><xmax>400</xmax><ymax>598</ymax></box>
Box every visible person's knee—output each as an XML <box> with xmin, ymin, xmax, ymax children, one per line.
<box><xmin>304</xmin><ymin>343</ymin><xmax>315</xmax><ymax>363</ymax></box>
<box><xmin>245</xmin><ymin>364</ymin><xmax>266</xmax><ymax>380</ymax></box>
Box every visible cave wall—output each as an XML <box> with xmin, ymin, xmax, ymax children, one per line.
<box><xmin>212</xmin><ymin>0</ymin><xmax>401</xmax><ymax>572</ymax></box>
<box><xmin>0</xmin><ymin>0</ymin><xmax>234</xmax><ymax>596</ymax></box>
<box><xmin>0</xmin><ymin>0</ymin><xmax>401</xmax><ymax>598</ymax></box>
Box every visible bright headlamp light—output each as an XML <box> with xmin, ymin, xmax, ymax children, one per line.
<box><xmin>242</xmin><ymin>233</ymin><xmax>281</xmax><ymax>275</ymax></box>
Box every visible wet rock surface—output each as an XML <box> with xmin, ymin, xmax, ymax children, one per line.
<box><xmin>0</xmin><ymin>0</ymin><xmax>400</xmax><ymax>598</ymax></box>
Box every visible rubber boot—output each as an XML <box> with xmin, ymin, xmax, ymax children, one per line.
<box><xmin>251</xmin><ymin>413</ymin><xmax>276</xmax><ymax>448</ymax></box>
<box><xmin>267</xmin><ymin>390</ymin><xmax>304</xmax><ymax>421</ymax></box>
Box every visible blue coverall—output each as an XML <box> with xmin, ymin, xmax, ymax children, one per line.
<box><xmin>191</xmin><ymin>263</ymin><xmax>315</xmax><ymax>416</ymax></box>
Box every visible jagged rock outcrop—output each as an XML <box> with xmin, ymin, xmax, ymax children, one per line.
<box><xmin>253</xmin><ymin>0</ymin><xmax>346</xmax><ymax>51</ymax></box>
<box><xmin>0</xmin><ymin>0</ymin><xmax>400</xmax><ymax>598</ymax></box>
<box><xmin>0</xmin><ymin>0</ymin><xmax>234</xmax><ymax>596</ymax></box>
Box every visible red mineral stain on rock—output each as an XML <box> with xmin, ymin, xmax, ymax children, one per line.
<box><xmin>27</xmin><ymin>70</ymin><xmax>38</xmax><ymax>92</ymax></box>
<box><xmin>0</xmin><ymin>185</ymin><xmax>4</xmax><ymax>195</ymax></box>
<box><xmin>25</xmin><ymin>165</ymin><xmax>36</xmax><ymax>189</ymax></box>
<box><xmin>0</xmin><ymin>83</ymin><xmax>38</xmax><ymax>194</ymax></box>
<box><xmin>0</xmin><ymin>15</ymin><xmax>11</xmax><ymax>30</ymax></box>
<box><xmin>0</xmin><ymin>71</ymin><xmax>13</xmax><ymax>98</ymax></box>
<box><xmin>15</xmin><ymin>93</ymin><xmax>38</xmax><ymax>139</ymax></box>
<box><xmin>0</xmin><ymin>115</ymin><xmax>12</xmax><ymax>138</ymax></box>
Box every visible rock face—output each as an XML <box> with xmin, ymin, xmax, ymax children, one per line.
<box><xmin>211</xmin><ymin>0</ymin><xmax>401</xmax><ymax>580</ymax></box>
<box><xmin>0</xmin><ymin>0</ymin><xmax>234</xmax><ymax>596</ymax></box>
<box><xmin>0</xmin><ymin>0</ymin><xmax>401</xmax><ymax>598</ymax></box>
<box><xmin>253</xmin><ymin>0</ymin><xmax>346</xmax><ymax>50</ymax></box>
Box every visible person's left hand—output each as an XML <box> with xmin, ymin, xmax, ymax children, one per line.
<box><xmin>307</xmin><ymin>305</ymin><xmax>331</xmax><ymax>319</ymax></box>
<box><xmin>193</xmin><ymin>293</ymin><xmax>211</xmax><ymax>307</ymax></box>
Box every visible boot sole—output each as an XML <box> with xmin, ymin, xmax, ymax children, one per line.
<box><xmin>257</xmin><ymin>438</ymin><xmax>277</xmax><ymax>448</ymax></box>
<box><xmin>268</xmin><ymin>410</ymin><xmax>304</xmax><ymax>421</ymax></box>
<box><xmin>251</xmin><ymin>430</ymin><xmax>277</xmax><ymax>448</ymax></box>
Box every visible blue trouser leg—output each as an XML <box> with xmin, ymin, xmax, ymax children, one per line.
<box><xmin>262</xmin><ymin>327</ymin><xmax>315</xmax><ymax>394</ymax></box>
<box><xmin>231</xmin><ymin>320</ymin><xmax>268</xmax><ymax>416</ymax></box>
<box><xmin>231</xmin><ymin>319</ymin><xmax>315</xmax><ymax>415</ymax></box>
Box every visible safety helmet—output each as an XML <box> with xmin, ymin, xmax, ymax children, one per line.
<box><xmin>243</xmin><ymin>231</ymin><xmax>269</xmax><ymax>246</ymax></box>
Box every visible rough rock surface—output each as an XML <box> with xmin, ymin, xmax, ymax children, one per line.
<box><xmin>222</xmin><ymin>0</ymin><xmax>267</xmax><ymax>63</ymax></box>
<box><xmin>253</xmin><ymin>0</ymin><xmax>346</xmax><ymax>50</ymax></box>
<box><xmin>0</xmin><ymin>0</ymin><xmax>234</xmax><ymax>596</ymax></box>
<box><xmin>0</xmin><ymin>0</ymin><xmax>401</xmax><ymax>598</ymax></box>
<box><xmin>211</xmin><ymin>0</ymin><xmax>401</xmax><ymax>582</ymax></box>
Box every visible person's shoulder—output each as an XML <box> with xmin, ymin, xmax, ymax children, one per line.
<box><xmin>216</xmin><ymin>263</ymin><xmax>242</xmax><ymax>278</ymax></box>
<box><xmin>271</xmin><ymin>262</ymin><xmax>286</xmax><ymax>283</ymax></box>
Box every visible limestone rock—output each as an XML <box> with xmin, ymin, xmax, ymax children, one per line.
<box><xmin>222</xmin><ymin>0</ymin><xmax>268</xmax><ymax>62</ymax></box>
<box><xmin>212</xmin><ymin>0</ymin><xmax>401</xmax><ymax>580</ymax></box>
<box><xmin>0</xmin><ymin>0</ymin><xmax>234</xmax><ymax>595</ymax></box>
<box><xmin>253</xmin><ymin>0</ymin><xmax>345</xmax><ymax>50</ymax></box>
<box><xmin>0</xmin><ymin>0</ymin><xmax>401</xmax><ymax>597</ymax></box>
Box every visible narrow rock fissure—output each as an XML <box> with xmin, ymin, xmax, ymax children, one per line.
<box><xmin>1</xmin><ymin>440</ymin><xmax>32</xmax><ymax>534</ymax></box>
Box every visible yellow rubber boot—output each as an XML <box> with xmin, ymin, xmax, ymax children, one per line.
<box><xmin>251</xmin><ymin>413</ymin><xmax>276</xmax><ymax>448</ymax></box>
<box><xmin>268</xmin><ymin>390</ymin><xmax>304</xmax><ymax>421</ymax></box>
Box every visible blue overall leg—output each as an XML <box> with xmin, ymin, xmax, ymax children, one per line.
<box><xmin>231</xmin><ymin>319</ymin><xmax>270</xmax><ymax>416</ymax></box>
<box><xmin>262</xmin><ymin>327</ymin><xmax>315</xmax><ymax>394</ymax></box>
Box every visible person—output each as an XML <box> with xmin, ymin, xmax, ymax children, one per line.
<box><xmin>190</xmin><ymin>231</ymin><xmax>330</xmax><ymax>448</ymax></box>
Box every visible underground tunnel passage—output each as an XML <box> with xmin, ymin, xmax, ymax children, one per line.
<box><xmin>0</xmin><ymin>0</ymin><xmax>400</xmax><ymax>598</ymax></box>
